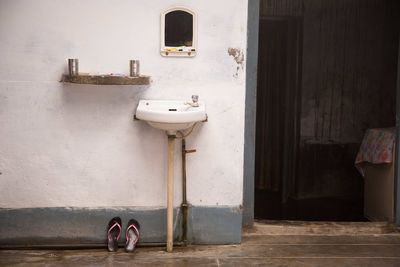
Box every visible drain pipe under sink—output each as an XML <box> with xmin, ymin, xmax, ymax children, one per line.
<box><xmin>181</xmin><ymin>138</ymin><xmax>196</xmax><ymax>245</ymax></box>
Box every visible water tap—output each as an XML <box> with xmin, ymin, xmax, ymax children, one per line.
<box><xmin>185</xmin><ymin>95</ymin><xmax>199</xmax><ymax>107</ymax></box>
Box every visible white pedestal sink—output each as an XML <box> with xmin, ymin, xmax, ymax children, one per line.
<box><xmin>135</xmin><ymin>99</ymin><xmax>207</xmax><ymax>252</ymax></box>
<box><xmin>135</xmin><ymin>99</ymin><xmax>207</xmax><ymax>134</ymax></box>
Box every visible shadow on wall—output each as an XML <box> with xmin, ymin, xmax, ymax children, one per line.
<box><xmin>59</xmin><ymin>83</ymin><xmax>148</xmax><ymax>128</ymax></box>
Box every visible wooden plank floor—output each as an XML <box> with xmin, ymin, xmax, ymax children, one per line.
<box><xmin>1</xmin><ymin>223</ymin><xmax>400</xmax><ymax>266</ymax></box>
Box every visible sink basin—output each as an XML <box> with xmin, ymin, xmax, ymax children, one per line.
<box><xmin>135</xmin><ymin>99</ymin><xmax>207</xmax><ymax>134</ymax></box>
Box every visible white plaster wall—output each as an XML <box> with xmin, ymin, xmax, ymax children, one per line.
<box><xmin>0</xmin><ymin>0</ymin><xmax>248</xmax><ymax>208</ymax></box>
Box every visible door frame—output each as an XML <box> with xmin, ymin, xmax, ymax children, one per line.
<box><xmin>395</xmin><ymin>39</ymin><xmax>400</xmax><ymax>226</ymax></box>
<box><xmin>242</xmin><ymin>0</ymin><xmax>259</xmax><ymax>226</ymax></box>
<box><xmin>243</xmin><ymin>0</ymin><xmax>400</xmax><ymax>226</ymax></box>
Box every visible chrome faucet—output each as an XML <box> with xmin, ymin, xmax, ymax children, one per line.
<box><xmin>185</xmin><ymin>95</ymin><xmax>199</xmax><ymax>107</ymax></box>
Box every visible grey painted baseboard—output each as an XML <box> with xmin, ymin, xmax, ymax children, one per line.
<box><xmin>0</xmin><ymin>206</ymin><xmax>242</xmax><ymax>247</ymax></box>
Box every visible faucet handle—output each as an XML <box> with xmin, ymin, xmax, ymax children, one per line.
<box><xmin>191</xmin><ymin>95</ymin><xmax>199</xmax><ymax>103</ymax></box>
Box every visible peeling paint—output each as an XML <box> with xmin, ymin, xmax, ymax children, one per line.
<box><xmin>228</xmin><ymin>48</ymin><xmax>244</xmax><ymax>77</ymax></box>
<box><xmin>228</xmin><ymin>47</ymin><xmax>244</xmax><ymax>65</ymax></box>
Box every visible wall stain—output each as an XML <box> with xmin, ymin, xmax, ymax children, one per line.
<box><xmin>228</xmin><ymin>48</ymin><xmax>244</xmax><ymax>77</ymax></box>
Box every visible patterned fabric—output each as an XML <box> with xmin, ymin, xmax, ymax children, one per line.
<box><xmin>355</xmin><ymin>128</ymin><xmax>396</xmax><ymax>176</ymax></box>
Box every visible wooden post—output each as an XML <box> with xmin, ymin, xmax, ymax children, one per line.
<box><xmin>167</xmin><ymin>135</ymin><xmax>175</xmax><ymax>252</ymax></box>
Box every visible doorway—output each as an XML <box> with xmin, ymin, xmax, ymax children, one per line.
<box><xmin>254</xmin><ymin>0</ymin><xmax>400</xmax><ymax>221</ymax></box>
<box><xmin>255</xmin><ymin>16</ymin><xmax>303</xmax><ymax>219</ymax></box>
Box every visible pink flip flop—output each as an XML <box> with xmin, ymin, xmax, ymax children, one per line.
<box><xmin>125</xmin><ymin>219</ymin><xmax>140</xmax><ymax>252</ymax></box>
<box><xmin>107</xmin><ymin>217</ymin><xmax>122</xmax><ymax>252</ymax></box>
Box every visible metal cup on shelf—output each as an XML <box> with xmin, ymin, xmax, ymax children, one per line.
<box><xmin>130</xmin><ymin>60</ymin><xmax>140</xmax><ymax>77</ymax></box>
<box><xmin>68</xmin><ymin>58</ymin><xmax>79</xmax><ymax>76</ymax></box>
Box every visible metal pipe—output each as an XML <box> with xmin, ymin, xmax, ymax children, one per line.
<box><xmin>181</xmin><ymin>139</ymin><xmax>188</xmax><ymax>245</ymax></box>
<box><xmin>180</xmin><ymin>138</ymin><xmax>196</xmax><ymax>245</ymax></box>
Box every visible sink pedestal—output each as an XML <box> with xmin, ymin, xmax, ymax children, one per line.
<box><xmin>134</xmin><ymin>99</ymin><xmax>207</xmax><ymax>252</ymax></box>
<box><xmin>167</xmin><ymin>135</ymin><xmax>175</xmax><ymax>252</ymax></box>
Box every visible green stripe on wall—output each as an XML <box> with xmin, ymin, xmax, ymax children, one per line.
<box><xmin>0</xmin><ymin>206</ymin><xmax>242</xmax><ymax>247</ymax></box>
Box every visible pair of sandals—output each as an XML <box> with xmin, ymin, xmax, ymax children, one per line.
<box><xmin>107</xmin><ymin>217</ymin><xmax>140</xmax><ymax>252</ymax></box>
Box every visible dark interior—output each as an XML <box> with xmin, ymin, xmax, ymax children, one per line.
<box><xmin>255</xmin><ymin>0</ymin><xmax>400</xmax><ymax>221</ymax></box>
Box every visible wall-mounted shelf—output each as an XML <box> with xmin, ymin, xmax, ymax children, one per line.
<box><xmin>61</xmin><ymin>74</ymin><xmax>150</xmax><ymax>85</ymax></box>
